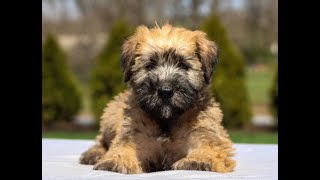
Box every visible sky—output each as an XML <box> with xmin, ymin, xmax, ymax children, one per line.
<box><xmin>42</xmin><ymin>0</ymin><xmax>245</xmax><ymax>20</ymax></box>
<box><xmin>42</xmin><ymin>0</ymin><xmax>80</xmax><ymax>20</ymax></box>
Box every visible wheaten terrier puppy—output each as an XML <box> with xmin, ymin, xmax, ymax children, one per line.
<box><xmin>80</xmin><ymin>24</ymin><xmax>236</xmax><ymax>174</ymax></box>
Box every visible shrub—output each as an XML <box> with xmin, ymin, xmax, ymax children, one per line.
<box><xmin>90</xmin><ymin>21</ymin><xmax>133</xmax><ymax>122</ymax></box>
<box><xmin>42</xmin><ymin>33</ymin><xmax>82</xmax><ymax>125</ymax></box>
<box><xmin>200</xmin><ymin>15</ymin><xmax>252</xmax><ymax>128</ymax></box>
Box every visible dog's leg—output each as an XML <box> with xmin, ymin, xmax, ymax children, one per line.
<box><xmin>171</xmin><ymin>126</ymin><xmax>236</xmax><ymax>173</ymax></box>
<box><xmin>171</xmin><ymin>141</ymin><xmax>236</xmax><ymax>172</ymax></box>
<box><xmin>93</xmin><ymin>142</ymin><xmax>144</xmax><ymax>173</ymax></box>
<box><xmin>93</xmin><ymin>138</ymin><xmax>162</xmax><ymax>173</ymax></box>
<box><xmin>93</xmin><ymin>124</ymin><xmax>163</xmax><ymax>174</ymax></box>
<box><xmin>93</xmin><ymin>122</ymin><xmax>162</xmax><ymax>174</ymax></box>
<box><xmin>79</xmin><ymin>135</ymin><xmax>107</xmax><ymax>165</ymax></box>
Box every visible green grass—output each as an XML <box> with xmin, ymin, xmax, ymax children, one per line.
<box><xmin>246</xmin><ymin>68</ymin><xmax>274</xmax><ymax>105</ymax></box>
<box><xmin>43</xmin><ymin>131</ymin><xmax>98</xmax><ymax>139</ymax></box>
<box><xmin>229</xmin><ymin>130</ymin><xmax>278</xmax><ymax>144</ymax></box>
<box><xmin>43</xmin><ymin>130</ymin><xmax>278</xmax><ymax>144</ymax></box>
<box><xmin>79</xmin><ymin>83</ymin><xmax>92</xmax><ymax>115</ymax></box>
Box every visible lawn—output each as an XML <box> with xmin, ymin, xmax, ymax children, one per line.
<box><xmin>43</xmin><ymin>130</ymin><xmax>278</xmax><ymax>144</ymax></box>
<box><xmin>246</xmin><ymin>65</ymin><xmax>276</xmax><ymax>115</ymax></box>
<box><xmin>246</xmin><ymin>67</ymin><xmax>275</xmax><ymax>105</ymax></box>
<box><xmin>229</xmin><ymin>130</ymin><xmax>277</xmax><ymax>144</ymax></box>
<box><xmin>43</xmin><ymin>131</ymin><xmax>98</xmax><ymax>140</ymax></box>
<box><xmin>78</xmin><ymin>83</ymin><xmax>92</xmax><ymax>115</ymax></box>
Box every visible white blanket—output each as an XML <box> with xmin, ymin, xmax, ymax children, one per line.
<box><xmin>42</xmin><ymin>139</ymin><xmax>278</xmax><ymax>180</ymax></box>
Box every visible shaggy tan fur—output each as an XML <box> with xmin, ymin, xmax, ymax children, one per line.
<box><xmin>80</xmin><ymin>24</ymin><xmax>236</xmax><ymax>174</ymax></box>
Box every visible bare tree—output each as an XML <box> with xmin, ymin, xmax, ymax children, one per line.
<box><xmin>244</xmin><ymin>0</ymin><xmax>278</xmax><ymax>49</ymax></box>
<box><xmin>74</xmin><ymin>0</ymin><xmax>90</xmax><ymax>16</ymax></box>
<box><xmin>144</xmin><ymin>0</ymin><xmax>167</xmax><ymax>25</ymax></box>
<box><xmin>191</xmin><ymin>0</ymin><xmax>201</xmax><ymax>28</ymax></box>
<box><xmin>245</xmin><ymin>0</ymin><xmax>266</xmax><ymax>46</ymax></box>
<box><xmin>211</xmin><ymin>0</ymin><xmax>220</xmax><ymax>15</ymax></box>
<box><xmin>263</xmin><ymin>0</ymin><xmax>278</xmax><ymax>47</ymax></box>
<box><xmin>131</xmin><ymin>0</ymin><xmax>145</xmax><ymax>25</ymax></box>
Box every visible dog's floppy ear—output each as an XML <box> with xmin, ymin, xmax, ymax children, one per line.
<box><xmin>195</xmin><ymin>32</ymin><xmax>220</xmax><ymax>84</ymax></box>
<box><xmin>120</xmin><ymin>36</ymin><xmax>138</xmax><ymax>82</ymax></box>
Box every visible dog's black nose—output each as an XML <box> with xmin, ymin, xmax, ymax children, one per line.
<box><xmin>158</xmin><ymin>85</ymin><xmax>173</xmax><ymax>99</ymax></box>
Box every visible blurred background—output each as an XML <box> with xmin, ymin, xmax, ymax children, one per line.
<box><xmin>42</xmin><ymin>0</ymin><xmax>278</xmax><ymax>144</ymax></box>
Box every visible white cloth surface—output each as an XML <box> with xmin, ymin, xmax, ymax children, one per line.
<box><xmin>42</xmin><ymin>139</ymin><xmax>278</xmax><ymax>180</ymax></box>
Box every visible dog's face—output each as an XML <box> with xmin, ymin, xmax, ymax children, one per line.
<box><xmin>121</xmin><ymin>24</ymin><xmax>219</xmax><ymax>120</ymax></box>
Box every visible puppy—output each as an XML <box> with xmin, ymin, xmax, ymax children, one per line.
<box><xmin>80</xmin><ymin>24</ymin><xmax>236</xmax><ymax>174</ymax></box>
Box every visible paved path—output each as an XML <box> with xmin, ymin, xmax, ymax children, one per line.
<box><xmin>42</xmin><ymin>139</ymin><xmax>278</xmax><ymax>180</ymax></box>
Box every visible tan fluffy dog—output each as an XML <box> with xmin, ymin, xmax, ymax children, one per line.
<box><xmin>80</xmin><ymin>24</ymin><xmax>236</xmax><ymax>174</ymax></box>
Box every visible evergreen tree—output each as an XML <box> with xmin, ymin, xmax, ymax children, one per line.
<box><xmin>90</xmin><ymin>21</ymin><xmax>133</xmax><ymax>122</ymax></box>
<box><xmin>200</xmin><ymin>15</ymin><xmax>252</xmax><ymax>128</ymax></box>
<box><xmin>42</xmin><ymin>33</ymin><xmax>82</xmax><ymax>125</ymax></box>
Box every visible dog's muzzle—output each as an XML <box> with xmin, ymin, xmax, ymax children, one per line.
<box><xmin>158</xmin><ymin>84</ymin><xmax>174</xmax><ymax>99</ymax></box>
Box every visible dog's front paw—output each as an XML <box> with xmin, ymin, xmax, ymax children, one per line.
<box><xmin>172</xmin><ymin>158</ymin><xmax>212</xmax><ymax>171</ymax></box>
<box><xmin>93</xmin><ymin>155</ymin><xmax>143</xmax><ymax>174</ymax></box>
<box><xmin>79</xmin><ymin>146</ymin><xmax>106</xmax><ymax>165</ymax></box>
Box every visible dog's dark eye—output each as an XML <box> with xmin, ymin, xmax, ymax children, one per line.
<box><xmin>145</xmin><ymin>59</ymin><xmax>156</xmax><ymax>70</ymax></box>
<box><xmin>179</xmin><ymin>62</ymin><xmax>190</xmax><ymax>70</ymax></box>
